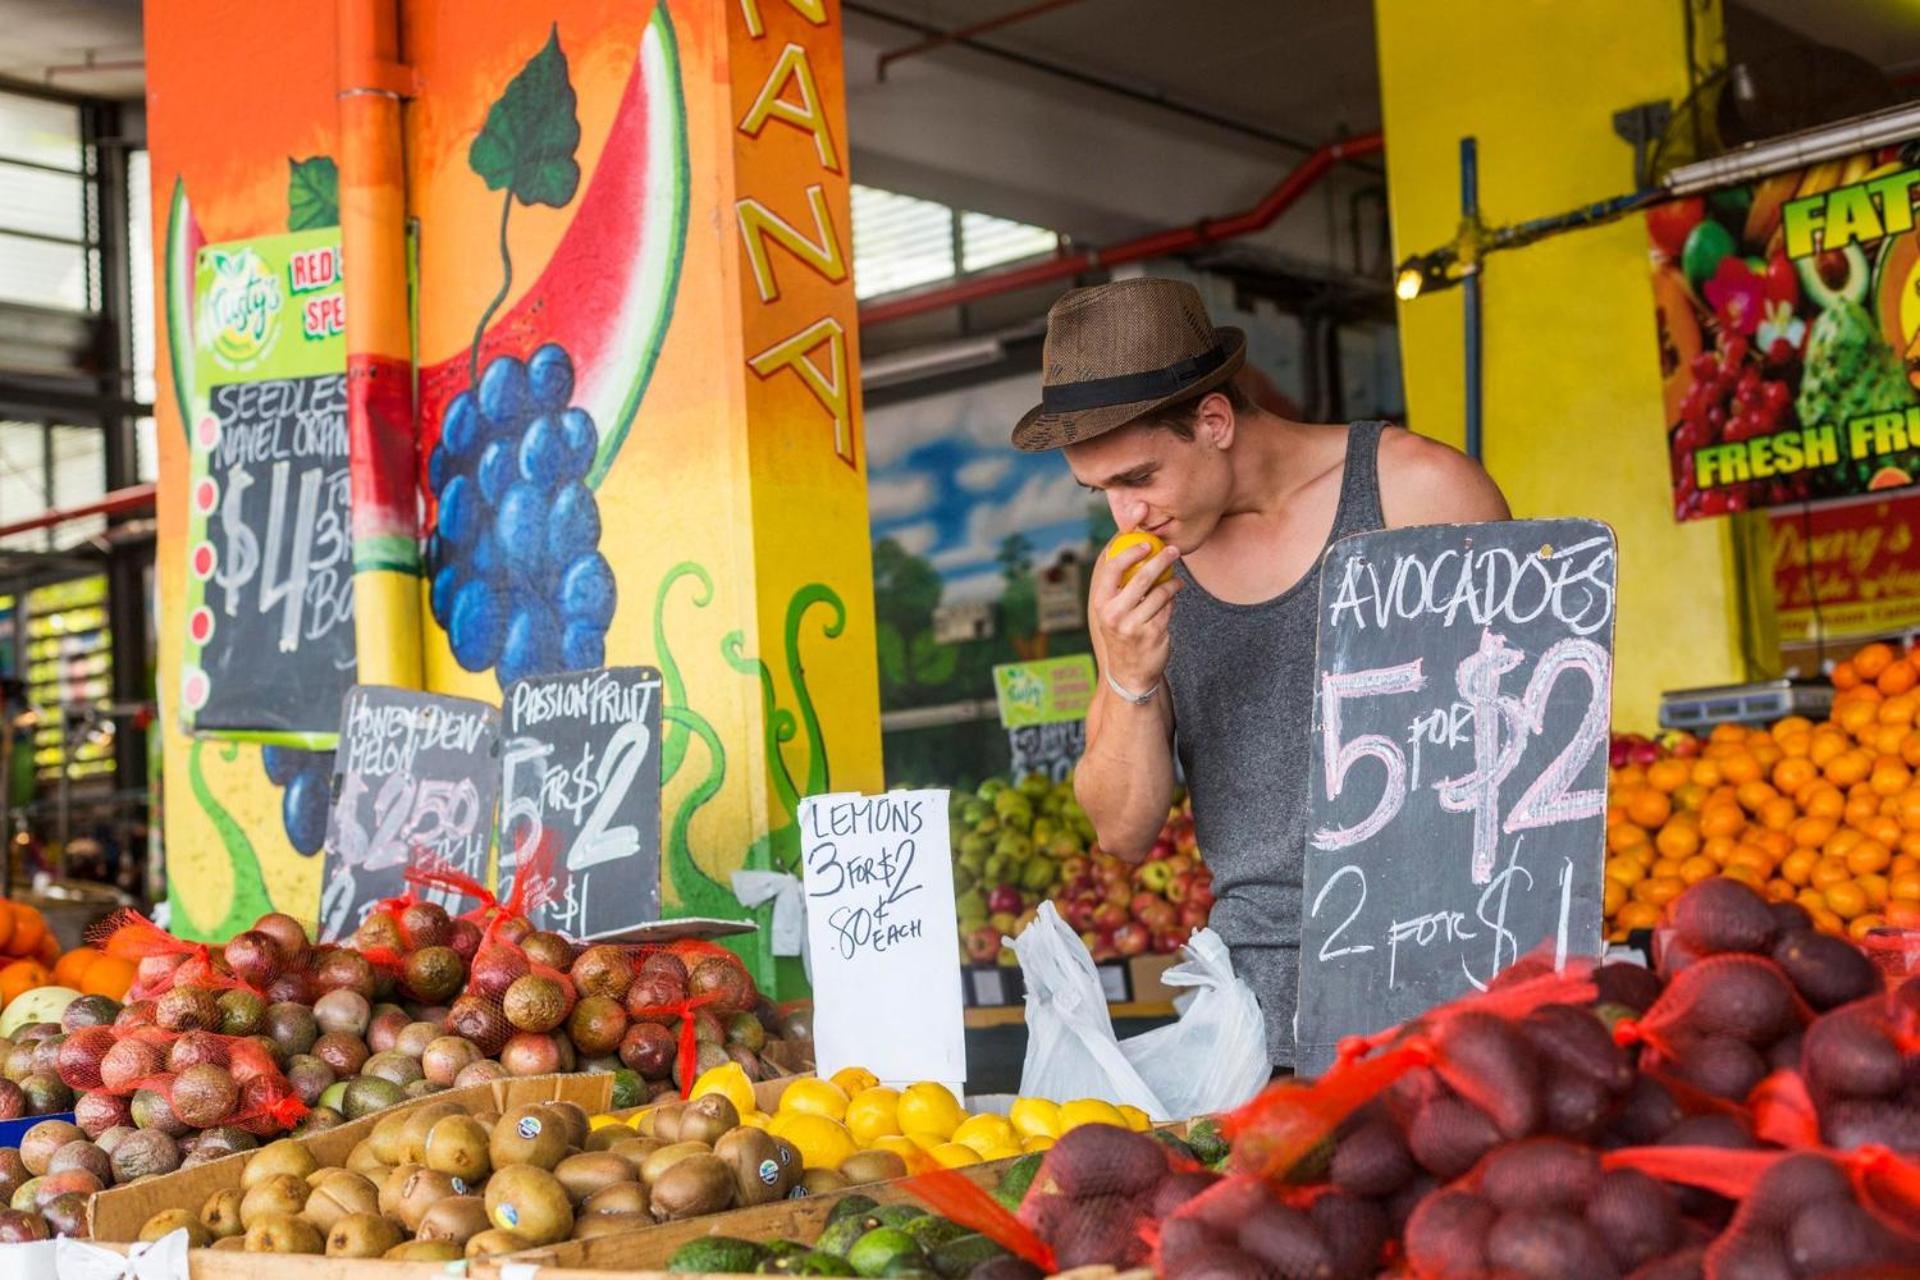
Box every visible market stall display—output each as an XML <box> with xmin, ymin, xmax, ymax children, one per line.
<box><xmin>1605</xmin><ymin>638</ymin><xmax>1920</xmax><ymax>943</ymax></box>
<box><xmin>954</xmin><ymin>776</ymin><xmax>1210</xmax><ymax>966</ymax></box>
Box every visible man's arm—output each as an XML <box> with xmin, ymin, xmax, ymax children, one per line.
<box><xmin>1074</xmin><ymin>539</ymin><xmax>1179</xmax><ymax>861</ymax></box>
<box><xmin>1377</xmin><ymin>427</ymin><xmax>1512</xmax><ymax>527</ymax></box>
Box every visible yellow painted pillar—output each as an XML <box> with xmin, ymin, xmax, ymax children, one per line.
<box><xmin>1375</xmin><ymin>0</ymin><xmax>1745</xmax><ymax>727</ymax></box>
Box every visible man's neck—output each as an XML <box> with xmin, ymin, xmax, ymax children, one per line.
<box><xmin>1221</xmin><ymin>411</ymin><xmax>1329</xmax><ymax>521</ymax></box>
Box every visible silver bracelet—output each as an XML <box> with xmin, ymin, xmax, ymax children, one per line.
<box><xmin>1105</xmin><ymin>671</ymin><xmax>1160</xmax><ymax>705</ymax></box>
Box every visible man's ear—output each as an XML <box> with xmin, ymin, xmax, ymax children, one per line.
<box><xmin>1197</xmin><ymin>390</ymin><xmax>1236</xmax><ymax>448</ymax></box>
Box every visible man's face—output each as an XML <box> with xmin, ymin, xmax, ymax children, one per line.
<box><xmin>1064</xmin><ymin>415</ymin><xmax>1234</xmax><ymax>552</ymax></box>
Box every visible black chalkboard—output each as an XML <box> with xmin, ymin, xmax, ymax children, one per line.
<box><xmin>188</xmin><ymin>372</ymin><xmax>356</xmax><ymax>733</ymax></box>
<box><xmin>1295</xmin><ymin>519</ymin><xmax>1617</xmax><ymax>1075</ymax></box>
<box><xmin>497</xmin><ymin>666</ymin><xmax>664</xmax><ymax>941</ymax></box>
<box><xmin>317</xmin><ymin>686</ymin><xmax>501</xmax><ymax>942</ymax></box>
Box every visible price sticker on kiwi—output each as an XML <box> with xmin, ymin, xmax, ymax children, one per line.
<box><xmin>799</xmin><ymin>789</ymin><xmax>967</xmax><ymax>1089</ymax></box>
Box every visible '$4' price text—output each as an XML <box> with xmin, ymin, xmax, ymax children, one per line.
<box><xmin>807</xmin><ymin>837</ymin><xmax>924</xmax><ymax>960</ymax></box>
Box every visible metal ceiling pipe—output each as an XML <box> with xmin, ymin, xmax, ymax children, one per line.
<box><xmin>0</xmin><ymin>483</ymin><xmax>155</xmax><ymax>539</ymax></box>
<box><xmin>857</xmin><ymin>130</ymin><xmax>1385</xmax><ymax>327</ymax></box>
<box><xmin>877</xmin><ymin>0</ymin><xmax>1092</xmax><ymax>80</ymax></box>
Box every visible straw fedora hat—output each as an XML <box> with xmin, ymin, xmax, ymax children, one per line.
<box><xmin>1012</xmin><ymin>277</ymin><xmax>1246</xmax><ymax>451</ymax></box>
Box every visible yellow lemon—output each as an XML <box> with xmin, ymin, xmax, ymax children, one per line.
<box><xmin>830</xmin><ymin>1066</ymin><xmax>881</xmax><ymax>1095</ymax></box>
<box><xmin>951</xmin><ymin>1114</ymin><xmax>1018</xmax><ymax>1156</ymax></box>
<box><xmin>1058</xmin><ymin>1099</ymin><xmax>1129</xmax><ymax>1133</ymax></box>
<box><xmin>845</xmin><ymin>1087</ymin><xmax>903</xmax><ymax>1146</ymax></box>
<box><xmin>1021</xmin><ymin>1135</ymin><xmax>1056</xmax><ymax>1153</ymax></box>
<box><xmin>767</xmin><ymin>1112</ymin><xmax>857</xmax><ymax>1170</ymax></box>
<box><xmin>897</xmin><ymin>1082</ymin><xmax>964</xmax><ymax>1139</ymax></box>
<box><xmin>1108</xmin><ymin>530</ymin><xmax>1173</xmax><ymax>587</ymax></box>
<box><xmin>690</xmin><ymin>1063</ymin><xmax>756</xmax><ymax>1117</ymax></box>
<box><xmin>870</xmin><ymin>1134</ymin><xmax>930</xmax><ymax>1171</ymax></box>
<box><xmin>779</xmin><ymin>1078</ymin><xmax>851</xmax><ymax>1122</ymax></box>
<box><xmin>738</xmin><ymin>1111</ymin><xmax>772</xmax><ymax>1131</ymax></box>
<box><xmin>1116</xmin><ymin>1105</ymin><xmax>1152</xmax><ymax>1133</ymax></box>
<box><xmin>929</xmin><ymin>1142</ymin><xmax>982</xmax><ymax>1169</ymax></box>
<box><xmin>1008</xmin><ymin>1097</ymin><xmax>1061</xmax><ymax>1140</ymax></box>
<box><xmin>904</xmin><ymin>1131</ymin><xmax>946</xmax><ymax>1153</ymax></box>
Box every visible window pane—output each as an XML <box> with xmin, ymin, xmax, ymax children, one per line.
<box><xmin>960</xmin><ymin>210</ymin><xmax>1058</xmax><ymax>274</ymax></box>
<box><xmin>0</xmin><ymin>161</ymin><xmax>84</xmax><ymax>241</ymax></box>
<box><xmin>852</xmin><ymin>184</ymin><xmax>954</xmax><ymax>300</ymax></box>
<box><xmin>128</xmin><ymin>150</ymin><xmax>155</xmax><ymax>403</ymax></box>
<box><xmin>0</xmin><ymin>230</ymin><xmax>86</xmax><ymax>310</ymax></box>
<box><xmin>0</xmin><ymin>420</ymin><xmax>46</xmax><ymax>551</ymax></box>
<box><xmin>135</xmin><ymin>416</ymin><xmax>157</xmax><ymax>483</ymax></box>
<box><xmin>0</xmin><ymin>93</ymin><xmax>81</xmax><ymax>172</ymax></box>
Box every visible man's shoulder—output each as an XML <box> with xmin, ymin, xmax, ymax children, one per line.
<box><xmin>1375</xmin><ymin>426</ymin><xmax>1511</xmax><ymax>526</ymax></box>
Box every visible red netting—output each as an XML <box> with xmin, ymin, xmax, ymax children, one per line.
<box><xmin>88</xmin><ymin>910</ymin><xmax>219</xmax><ymax>1000</ymax></box>
<box><xmin>1605</xmin><ymin>1145</ymin><xmax>1920</xmax><ymax>1280</ymax></box>
<box><xmin>1012</xmin><ymin>1122</ymin><xmax>1175</xmax><ymax>1271</ymax></box>
<box><xmin>1612</xmin><ymin>955</ymin><xmax>1813</xmax><ymax>1104</ymax></box>
<box><xmin>1858</xmin><ymin>927</ymin><xmax>1920</xmax><ymax>983</ymax></box>
<box><xmin>899</xmin><ymin>1167</ymin><xmax>1057</xmax><ymax>1273</ymax></box>
<box><xmin>1153</xmin><ymin>1170</ymin><xmax>1395</xmax><ymax>1280</ymax></box>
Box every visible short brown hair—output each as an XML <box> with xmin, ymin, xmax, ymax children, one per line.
<box><xmin>1134</xmin><ymin>378</ymin><xmax>1251</xmax><ymax>439</ymax></box>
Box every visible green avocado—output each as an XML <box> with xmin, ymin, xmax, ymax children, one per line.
<box><xmin>848</xmin><ymin>1227</ymin><xmax>926</xmax><ymax>1279</ymax></box>
<box><xmin>1796</xmin><ymin>241</ymin><xmax>1870</xmax><ymax>310</ymax></box>
<box><xmin>929</xmin><ymin>1234</ymin><xmax>1011</xmax><ymax>1280</ymax></box>
<box><xmin>872</xmin><ymin>1205</ymin><xmax>928</xmax><ymax>1228</ymax></box>
<box><xmin>816</xmin><ymin>1217</ymin><xmax>873</xmax><ymax>1259</ymax></box>
<box><xmin>994</xmin><ymin>1153</ymin><xmax>1043</xmax><ymax>1210</ymax></box>
<box><xmin>759</xmin><ymin>1250</ymin><xmax>858</xmax><ymax>1276</ymax></box>
<box><xmin>827</xmin><ymin>1195</ymin><xmax>881</xmax><ymax>1227</ymax></box>
<box><xmin>669</xmin><ymin>1237</ymin><xmax>769</xmax><ymax>1274</ymax></box>
<box><xmin>1184</xmin><ymin>1116</ymin><xmax>1230</xmax><ymax>1165</ymax></box>
<box><xmin>900</xmin><ymin>1216</ymin><xmax>971</xmax><ymax>1251</ymax></box>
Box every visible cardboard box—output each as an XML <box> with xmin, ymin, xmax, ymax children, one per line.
<box><xmin>87</xmin><ymin>1071</ymin><xmax>614</xmax><ymax>1242</ymax></box>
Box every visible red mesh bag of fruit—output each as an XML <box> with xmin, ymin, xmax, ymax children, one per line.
<box><xmin>1612</xmin><ymin>954</ymin><xmax>1814</xmax><ymax>1104</ymax></box>
<box><xmin>603</xmin><ymin>939</ymin><xmax>771</xmax><ymax>1098</ymax></box>
<box><xmin>1394</xmin><ymin>1136</ymin><xmax>1706</xmax><ymax>1280</ymax></box>
<box><xmin>1151</xmin><ymin>1169</ymin><xmax>1398</xmax><ymax>1280</ymax></box>
<box><xmin>1858</xmin><ymin>926</ymin><xmax>1920</xmax><ymax>983</ymax></box>
<box><xmin>1605</xmin><ymin>1144</ymin><xmax>1920</xmax><ymax>1279</ymax></box>
<box><xmin>88</xmin><ymin>909</ymin><xmax>221</xmax><ymax>1001</ymax></box>
<box><xmin>1794</xmin><ymin>977</ymin><xmax>1920</xmax><ymax>1154</ymax></box>
<box><xmin>122</xmin><ymin>1055</ymin><xmax>309</xmax><ymax>1138</ymax></box>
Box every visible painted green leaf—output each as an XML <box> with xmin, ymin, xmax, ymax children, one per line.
<box><xmin>875</xmin><ymin>620</ymin><xmax>907</xmax><ymax>685</ymax></box>
<box><xmin>908</xmin><ymin>629</ymin><xmax>957</xmax><ymax>684</ymax></box>
<box><xmin>469</xmin><ymin>25</ymin><xmax>581</xmax><ymax>208</ymax></box>
<box><xmin>287</xmin><ymin>155</ymin><xmax>339</xmax><ymax>230</ymax></box>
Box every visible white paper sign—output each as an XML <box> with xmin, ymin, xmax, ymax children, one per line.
<box><xmin>799</xmin><ymin>789</ymin><xmax>966</xmax><ymax>1088</ymax></box>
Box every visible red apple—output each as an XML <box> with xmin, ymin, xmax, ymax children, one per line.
<box><xmin>1092</xmin><ymin>902</ymin><xmax>1128</xmax><ymax>932</ymax></box>
<box><xmin>1103</xmin><ymin>884</ymin><xmax>1131</xmax><ymax>912</ymax></box>
<box><xmin>987</xmin><ymin>885</ymin><xmax>1023</xmax><ymax>915</ymax></box>
<box><xmin>1113</xmin><ymin>923</ymin><xmax>1151</xmax><ymax>957</ymax></box>
<box><xmin>1059</xmin><ymin>856</ymin><xmax>1089</xmax><ymax>883</ymax></box>
<box><xmin>1165</xmin><ymin>872</ymin><xmax>1194</xmax><ymax>905</ymax></box>
<box><xmin>1130</xmin><ymin>891</ymin><xmax>1163</xmax><ymax>920</ymax></box>
<box><xmin>1164</xmin><ymin>854</ymin><xmax>1194</xmax><ymax>877</ymax></box>
<box><xmin>965</xmin><ymin>927</ymin><xmax>1001</xmax><ymax>964</ymax></box>
<box><xmin>1064</xmin><ymin>899</ymin><xmax>1098</xmax><ymax>933</ymax></box>
<box><xmin>1179</xmin><ymin>902</ymin><xmax>1210</xmax><ymax>930</ymax></box>
<box><xmin>1151</xmin><ymin>927</ymin><xmax>1187</xmax><ymax>955</ymax></box>
<box><xmin>1137</xmin><ymin>899</ymin><xmax>1177</xmax><ymax>931</ymax></box>
<box><xmin>989</xmin><ymin>911</ymin><xmax>1018</xmax><ymax>935</ymax></box>
<box><xmin>1190</xmin><ymin>883</ymin><xmax>1216</xmax><ymax>911</ymax></box>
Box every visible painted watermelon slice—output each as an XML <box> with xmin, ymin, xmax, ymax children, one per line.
<box><xmin>417</xmin><ymin>3</ymin><xmax>689</xmax><ymax>501</ymax></box>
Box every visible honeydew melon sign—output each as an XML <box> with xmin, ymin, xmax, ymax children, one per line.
<box><xmin>1296</xmin><ymin>519</ymin><xmax>1617</xmax><ymax>1074</ymax></box>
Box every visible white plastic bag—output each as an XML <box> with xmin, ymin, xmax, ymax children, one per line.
<box><xmin>1008</xmin><ymin>902</ymin><xmax>1163</xmax><ymax>1116</ymax></box>
<box><xmin>1117</xmin><ymin>927</ymin><xmax>1270</xmax><ymax>1120</ymax></box>
<box><xmin>1010</xmin><ymin>905</ymin><xmax>1268</xmax><ymax>1120</ymax></box>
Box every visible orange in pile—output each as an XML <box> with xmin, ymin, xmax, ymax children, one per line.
<box><xmin>1607</xmin><ymin>639</ymin><xmax>1920</xmax><ymax>944</ymax></box>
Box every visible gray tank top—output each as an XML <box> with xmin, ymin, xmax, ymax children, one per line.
<box><xmin>1165</xmin><ymin>421</ymin><xmax>1389</xmax><ymax>1068</ymax></box>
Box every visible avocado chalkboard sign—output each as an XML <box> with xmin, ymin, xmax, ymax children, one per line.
<box><xmin>317</xmin><ymin>686</ymin><xmax>501</xmax><ymax>942</ymax></box>
<box><xmin>497</xmin><ymin>666</ymin><xmax>664</xmax><ymax>941</ymax></box>
<box><xmin>1295</xmin><ymin>519</ymin><xmax>1617</xmax><ymax>1075</ymax></box>
<box><xmin>179</xmin><ymin>230</ymin><xmax>355</xmax><ymax>737</ymax></box>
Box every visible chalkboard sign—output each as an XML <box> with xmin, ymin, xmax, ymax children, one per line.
<box><xmin>799</xmin><ymin>789</ymin><xmax>967</xmax><ymax>1089</ymax></box>
<box><xmin>178</xmin><ymin>229</ymin><xmax>355</xmax><ymax>737</ymax></box>
<box><xmin>317</xmin><ymin>686</ymin><xmax>501</xmax><ymax>942</ymax></box>
<box><xmin>1295</xmin><ymin>519</ymin><xmax>1617</xmax><ymax>1075</ymax></box>
<box><xmin>1008</xmin><ymin>721</ymin><xmax>1085</xmax><ymax>783</ymax></box>
<box><xmin>498</xmin><ymin>666</ymin><xmax>664</xmax><ymax>940</ymax></box>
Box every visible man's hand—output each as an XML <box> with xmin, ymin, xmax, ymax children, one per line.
<box><xmin>1092</xmin><ymin>536</ymin><xmax>1183</xmax><ymax>694</ymax></box>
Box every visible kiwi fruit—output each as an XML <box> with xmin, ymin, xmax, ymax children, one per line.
<box><xmin>839</xmin><ymin>1150</ymin><xmax>909</xmax><ymax>1186</ymax></box>
<box><xmin>641</xmin><ymin>1140</ymin><xmax>714</xmax><ymax>1185</ymax></box>
<box><xmin>387</xmin><ymin>1239</ymin><xmax>466</xmax><ymax>1261</ymax></box>
<box><xmin>639</xmin><ymin>1100</ymin><xmax>684</xmax><ymax>1141</ymax></box>
<box><xmin>300</xmin><ymin>1169</ymin><xmax>379</xmax><ymax>1231</ymax></box>
<box><xmin>323</xmin><ymin>1211</ymin><xmax>404</xmax><ymax>1259</ymax></box>
<box><xmin>715</xmin><ymin>1127</ymin><xmax>786</xmax><ymax>1206</ymax></box>
<box><xmin>485</xmin><ymin>1164</ymin><xmax>575</xmax><ymax>1245</ymax></box>
<box><xmin>416</xmin><ymin>1194</ymin><xmax>490</xmax><ymax>1246</ymax></box>
<box><xmin>797</xmin><ymin>1168</ymin><xmax>851</xmax><ymax>1196</ymax></box>
<box><xmin>586</xmin><ymin>1122</ymin><xmax>639</xmax><ymax>1151</ymax></box>
<box><xmin>377</xmin><ymin>1164</ymin><xmax>422</xmax><ymax>1219</ymax></box>
<box><xmin>240</xmin><ymin>1172</ymin><xmax>311</xmax><ymax>1226</ymax></box>
<box><xmin>141</xmin><ymin>1207</ymin><xmax>214</xmax><ymax>1246</ymax></box>
<box><xmin>397</xmin><ymin>1099</ymin><xmax>468</xmax><ymax>1162</ymax></box>
<box><xmin>423</xmin><ymin>1113</ymin><xmax>492</xmax><ymax>1182</ymax></box>
<box><xmin>202</xmin><ymin>1188</ymin><xmax>246</xmax><ymax>1238</ymax></box>
<box><xmin>610</xmin><ymin>1136</ymin><xmax>666</xmax><ymax>1170</ymax></box>
<box><xmin>554</xmin><ymin>1151</ymin><xmax>639</xmax><ymax>1206</ymax></box>
<box><xmin>345</xmin><ymin>1139</ymin><xmax>386</xmax><ymax>1177</ymax></box>
<box><xmin>395</xmin><ymin>1167</ymin><xmax>461</xmax><ymax>1232</ymax></box>
<box><xmin>242</xmin><ymin>1138</ymin><xmax>318</xmax><ymax>1190</ymax></box>
<box><xmin>244</xmin><ymin>1211</ymin><xmax>325</xmax><ymax>1254</ymax></box>
<box><xmin>492</xmin><ymin>1102</ymin><xmax>572</xmax><ymax>1170</ymax></box>
<box><xmin>677</xmin><ymin>1094</ymin><xmax>740</xmax><ymax>1145</ymax></box>
<box><xmin>366</xmin><ymin>1110</ymin><xmax>412</xmax><ymax>1165</ymax></box>
<box><xmin>583</xmin><ymin>1182</ymin><xmax>650</xmax><ymax>1217</ymax></box>
<box><xmin>650</xmin><ymin>1153</ymin><xmax>736</xmax><ymax>1220</ymax></box>
<box><xmin>542</xmin><ymin>1100</ymin><xmax>592</xmax><ymax>1148</ymax></box>
<box><xmin>465</xmin><ymin>1227</ymin><xmax>533</xmax><ymax>1259</ymax></box>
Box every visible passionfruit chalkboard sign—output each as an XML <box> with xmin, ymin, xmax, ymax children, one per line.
<box><xmin>1296</xmin><ymin>519</ymin><xmax>1617</xmax><ymax>1074</ymax></box>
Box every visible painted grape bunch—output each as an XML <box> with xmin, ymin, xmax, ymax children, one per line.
<box><xmin>426</xmin><ymin>344</ymin><xmax>617</xmax><ymax>688</ymax></box>
<box><xmin>262</xmin><ymin>745</ymin><xmax>333</xmax><ymax>856</ymax></box>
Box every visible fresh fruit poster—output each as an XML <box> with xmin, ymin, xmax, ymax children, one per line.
<box><xmin>1766</xmin><ymin>492</ymin><xmax>1920</xmax><ymax>650</ymax></box>
<box><xmin>147</xmin><ymin>0</ymin><xmax>882</xmax><ymax>987</ymax></box>
<box><xmin>1654</xmin><ymin>143</ymin><xmax>1920</xmax><ymax>519</ymax></box>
